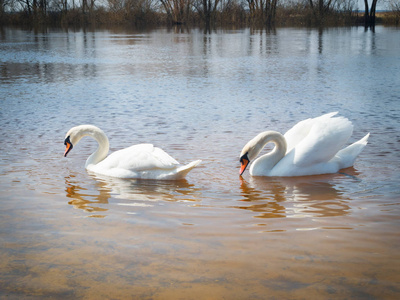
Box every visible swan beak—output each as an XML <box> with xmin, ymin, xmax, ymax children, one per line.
<box><xmin>239</xmin><ymin>154</ymin><xmax>250</xmax><ymax>176</ymax></box>
<box><xmin>64</xmin><ymin>136</ymin><xmax>73</xmax><ymax>157</ymax></box>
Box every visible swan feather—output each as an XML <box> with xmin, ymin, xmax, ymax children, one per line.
<box><xmin>64</xmin><ymin>125</ymin><xmax>201</xmax><ymax>180</ymax></box>
<box><xmin>240</xmin><ymin>112</ymin><xmax>369</xmax><ymax>177</ymax></box>
<box><xmin>289</xmin><ymin>115</ymin><xmax>353</xmax><ymax>167</ymax></box>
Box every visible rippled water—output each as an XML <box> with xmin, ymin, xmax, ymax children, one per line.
<box><xmin>1</xmin><ymin>26</ymin><xmax>399</xmax><ymax>299</ymax></box>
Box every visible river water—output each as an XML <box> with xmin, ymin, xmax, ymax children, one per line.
<box><xmin>1</xmin><ymin>25</ymin><xmax>399</xmax><ymax>299</ymax></box>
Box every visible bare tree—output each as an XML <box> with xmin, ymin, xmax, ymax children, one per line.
<box><xmin>82</xmin><ymin>0</ymin><xmax>88</xmax><ymax>13</ymax></box>
<box><xmin>363</xmin><ymin>0</ymin><xmax>379</xmax><ymax>26</ymax></box>
<box><xmin>265</xmin><ymin>0</ymin><xmax>277</xmax><ymax>25</ymax></box>
<box><xmin>308</xmin><ymin>0</ymin><xmax>334</xmax><ymax>22</ymax></box>
<box><xmin>219</xmin><ymin>0</ymin><xmax>246</xmax><ymax>24</ymax></box>
<box><xmin>159</xmin><ymin>0</ymin><xmax>192</xmax><ymax>24</ymax></box>
<box><xmin>12</xmin><ymin>0</ymin><xmax>48</xmax><ymax>20</ymax></box>
<box><xmin>107</xmin><ymin>0</ymin><xmax>123</xmax><ymax>12</ymax></box>
<box><xmin>389</xmin><ymin>0</ymin><xmax>400</xmax><ymax>24</ymax></box>
<box><xmin>246</xmin><ymin>0</ymin><xmax>278</xmax><ymax>25</ymax></box>
<box><xmin>0</xmin><ymin>0</ymin><xmax>5</xmax><ymax>23</ymax></box>
<box><xmin>193</xmin><ymin>0</ymin><xmax>220</xmax><ymax>26</ymax></box>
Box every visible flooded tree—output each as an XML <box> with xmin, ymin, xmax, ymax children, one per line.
<box><xmin>308</xmin><ymin>0</ymin><xmax>334</xmax><ymax>23</ymax></box>
<box><xmin>2</xmin><ymin>0</ymin><xmax>397</xmax><ymax>26</ymax></box>
<box><xmin>304</xmin><ymin>0</ymin><xmax>357</xmax><ymax>24</ymax></box>
<box><xmin>0</xmin><ymin>0</ymin><xmax>5</xmax><ymax>23</ymax></box>
<box><xmin>246</xmin><ymin>0</ymin><xmax>278</xmax><ymax>26</ymax></box>
<box><xmin>193</xmin><ymin>0</ymin><xmax>220</xmax><ymax>27</ymax></box>
<box><xmin>363</xmin><ymin>0</ymin><xmax>379</xmax><ymax>26</ymax></box>
<box><xmin>105</xmin><ymin>0</ymin><xmax>157</xmax><ymax>24</ymax></box>
<box><xmin>159</xmin><ymin>0</ymin><xmax>193</xmax><ymax>24</ymax></box>
<box><xmin>12</xmin><ymin>0</ymin><xmax>48</xmax><ymax>22</ymax></box>
<box><xmin>389</xmin><ymin>0</ymin><xmax>400</xmax><ymax>24</ymax></box>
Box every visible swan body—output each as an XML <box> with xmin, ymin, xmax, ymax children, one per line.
<box><xmin>64</xmin><ymin>125</ymin><xmax>201</xmax><ymax>180</ymax></box>
<box><xmin>239</xmin><ymin>112</ymin><xmax>369</xmax><ymax>177</ymax></box>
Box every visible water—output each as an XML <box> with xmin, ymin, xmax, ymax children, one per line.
<box><xmin>1</xmin><ymin>26</ymin><xmax>399</xmax><ymax>299</ymax></box>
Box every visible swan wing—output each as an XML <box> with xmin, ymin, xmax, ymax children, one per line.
<box><xmin>98</xmin><ymin>144</ymin><xmax>180</xmax><ymax>172</ymax></box>
<box><xmin>291</xmin><ymin>115</ymin><xmax>353</xmax><ymax>167</ymax></box>
<box><xmin>284</xmin><ymin>112</ymin><xmax>338</xmax><ymax>153</ymax></box>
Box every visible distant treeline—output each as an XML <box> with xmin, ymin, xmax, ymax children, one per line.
<box><xmin>1</xmin><ymin>0</ymin><xmax>399</xmax><ymax>27</ymax></box>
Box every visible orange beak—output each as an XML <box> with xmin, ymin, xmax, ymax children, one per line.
<box><xmin>239</xmin><ymin>157</ymin><xmax>249</xmax><ymax>176</ymax></box>
<box><xmin>64</xmin><ymin>142</ymin><xmax>73</xmax><ymax>157</ymax></box>
<box><xmin>64</xmin><ymin>136</ymin><xmax>73</xmax><ymax>157</ymax></box>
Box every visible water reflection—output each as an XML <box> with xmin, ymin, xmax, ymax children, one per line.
<box><xmin>238</xmin><ymin>176</ymin><xmax>286</xmax><ymax>218</ymax></box>
<box><xmin>238</xmin><ymin>174</ymin><xmax>351</xmax><ymax>219</ymax></box>
<box><xmin>65</xmin><ymin>175</ymin><xmax>110</xmax><ymax>216</ymax></box>
<box><xmin>65</xmin><ymin>172</ymin><xmax>201</xmax><ymax>216</ymax></box>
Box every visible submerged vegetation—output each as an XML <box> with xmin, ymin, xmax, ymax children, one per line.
<box><xmin>1</xmin><ymin>0</ymin><xmax>399</xmax><ymax>28</ymax></box>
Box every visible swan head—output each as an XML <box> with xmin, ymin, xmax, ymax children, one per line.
<box><xmin>239</xmin><ymin>131</ymin><xmax>286</xmax><ymax>176</ymax></box>
<box><xmin>64</xmin><ymin>135</ymin><xmax>73</xmax><ymax>157</ymax></box>
<box><xmin>64</xmin><ymin>125</ymin><xmax>98</xmax><ymax>157</ymax></box>
<box><xmin>64</xmin><ymin>126</ymin><xmax>83</xmax><ymax>157</ymax></box>
<box><xmin>239</xmin><ymin>133</ymin><xmax>267</xmax><ymax>175</ymax></box>
<box><xmin>239</xmin><ymin>152</ymin><xmax>250</xmax><ymax>175</ymax></box>
<box><xmin>239</xmin><ymin>145</ymin><xmax>261</xmax><ymax>176</ymax></box>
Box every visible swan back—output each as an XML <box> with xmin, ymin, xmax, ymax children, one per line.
<box><xmin>240</xmin><ymin>112</ymin><xmax>369</xmax><ymax>177</ymax></box>
<box><xmin>88</xmin><ymin>144</ymin><xmax>202</xmax><ymax>180</ymax></box>
<box><xmin>289</xmin><ymin>115</ymin><xmax>353</xmax><ymax>167</ymax></box>
<box><xmin>284</xmin><ymin>112</ymin><xmax>338</xmax><ymax>153</ymax></box>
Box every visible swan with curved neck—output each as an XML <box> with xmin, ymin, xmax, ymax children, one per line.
<box><xmin>64</xmin><ymin>125</ymin><xmax>201</xmax><ymax>180</ymax></box>
<box><xmin>239</xmin><ymin>112</ymin><xmax>369</xmax><ymax>177</ymax></box>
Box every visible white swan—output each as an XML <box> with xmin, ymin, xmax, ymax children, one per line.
<box><xmin>64</xmin><ymin>125</ymin><xmax>201</xmax><ymax>180</ymax></box>
<box><xmin>239</xmin><ymin>112</ymin><xmax>369</xmax><ymax>177</ymax></box>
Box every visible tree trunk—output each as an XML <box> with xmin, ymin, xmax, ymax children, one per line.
<box><xmin>0</xmin><ymin>0</ymin><xmax>3</xmax><ymax>23</ymax></box>
<box><xmin>364</xmin><ymin>0</ymin><xmax>379</xmax><ymax>26</ymax></box>
<box><xmin>370</xmin><ymin>0</ymin><xmax>378</xmax><ymax>25</ymax></box>
<box><xmin>160</xmin><ymin>0</ymin><xmax>173</xmax><ymax>23</ymax></box>
<box><xmin>265</xmin><ymin>0</ymin><xmax>277</xmax><ymax>26</ymax></box>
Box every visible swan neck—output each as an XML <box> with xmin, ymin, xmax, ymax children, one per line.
<box><xmin>259</xmin><ymin>131</ymin><xmax>286</xmax><ymax>154</ymax></box>
<box><xmin>80</xmin><ymin>127</ymin><xmax>109</xmax><ymax>167</ymax></box>
<box><xmin>251</xmin><ymin>131</ymin><xmax>287</xmax><ymax>174</ymax></box>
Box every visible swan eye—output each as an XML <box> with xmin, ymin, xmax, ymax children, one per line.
<box><xmin>64</xmin><ymin>136</ymin><xmax>73</xmax><ymax>146</ymax></box>
<box><xmin>240</xmin><ymin>152</ymin><xmax>249</xmax><ymax>163</ymax></box>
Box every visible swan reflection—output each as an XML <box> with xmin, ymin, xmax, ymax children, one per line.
<box><xmin>238</xmin><ymin>173</ymin><xmax>352</xmax><ymax>219</ymax></box>
<box><xmin>65</xmin><ymin>172</ymin><xmax>201</xmax><ymax>216</ymax></box>
<box><xmin>65</xmin><ymin>175</ymin><xmax>110</xmax><ymax>216</ymax></box>
<box><xmin>238</xmin><ymin>177</ymin><xmax>286</xmax><ymax>218</ymax></box>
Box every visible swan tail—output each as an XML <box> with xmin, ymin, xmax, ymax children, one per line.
<box><xmin>336</xmin><ymin>133</ymin><xmax>370</xmax><ymax>169</ymax></box>
<box><xmin>174</xmin><ymin>160</ymin><xmax>202</xmax><ymax>180</ymax></box>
